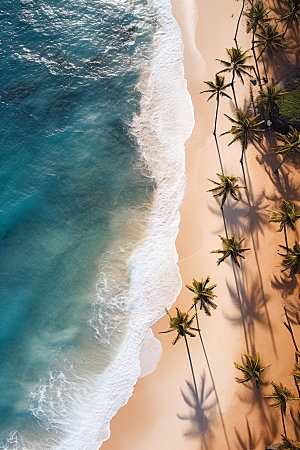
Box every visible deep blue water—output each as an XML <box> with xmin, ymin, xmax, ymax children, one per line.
<box><xmin>0</xmin><ymin>0</ymin><xmax>156</xmax><ymax>445</ymax></box>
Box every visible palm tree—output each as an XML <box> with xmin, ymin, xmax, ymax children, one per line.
<box><xmin>234</xmin><ymin>0</ymin><xmax>246</xmax><ymax>47</ymax></box>
<box><xmin>267</xmin><ymin>200</ymin><xmax>300</xmax><ymax>248</ymax></box>
<box><xmin>281</xmin><ymin>435</ymin><xmax>300</xmax><ymax>449</ymax></box>
<box><xmin>273</xmin><ymin>126</ymin><xmax>300</xmax><ymax>174</ymax></box>
<box><xmin>256</xmin><ymin>84</ymin><xmax>286</xmax><ymax>120</ymax></box>
<box><xmin>186</xmin><ymin>276</ymin><xmax>217</xmax><ymax>316</ymax></box>
<box><xmin>234</xmin><ymin>353</ymin><xmax>270</xmax><ymax>388</ymax></box>
<box><xmin>217</xmin><ymin>47</ymin><xmax>253</xmax><ymax>108</ymax></box>
<box><xmin>211</xmin><ymin>235</ymin><xmax>250</xmax><ymax>267</ymax></box>
<box><xmin>279</xmin><ymin>0</ymin><xmax>300</xmax><ymax>35</ymax></box>
<box><xmin>160</xmin><ymin>308</ymin><xmax>199</xmax><ymax>397</ymax></box>
<box><xmin>255</xmin><ymin>22</ymin><xmax>285</xmax><ymax>61</ymax></box>
<box><xmin>244</xmin><ymin>0</ymin><xmax>270</xmax><ymax>88</ymax></box>
<box><xmin>208</xmin><ymin>174</ymin><xmax>246</xmax><ymax>208</ymax></box>
<box><xmin>278</xmin><ymin>242</ymin><xmax>300</xmax><ymax>273</ymax></box>
<box><xmin>221</xmin><ymin>109</ymin><xmax>264</xmax><ymax>166</ymax></box>
<box><xmin>264</xmin><ymin>381</ymin><xmax>298</xmax><ymax>437</ymax></box>
<box><xmin>200</xmin><ymin>74</ymin><xmax>231</xmax><ymax>173</ymax></box>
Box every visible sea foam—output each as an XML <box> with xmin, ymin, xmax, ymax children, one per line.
<box><xmin>56</xmin><ymin>0</ymin><xmax>194</xmax><ymax>447</ymax></box>
<box><xmin>7</xmin><ymin>0</ymin><xmax>194</xmax><ymax>448</ymax></box>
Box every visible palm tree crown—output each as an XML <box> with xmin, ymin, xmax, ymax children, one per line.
<box><xmin>264</xmin><ymin>381</ymin><xmax>297</xmax><ymax>415</ymax></box>
<box><xmin>244</xmin><ymin>0</ymin><xmax>270</xmax><ymax>34</ymax></box>
<box><xmin>280</xmin><ymin>0</ymin><xmax>300</xmax><ymax>32</ymax></box>
<box><xmin>256</xmin><ymin>85</ymin><xmax>286</xmax><ymax>114</ymax></box>
<box><xmin>217</xmin><ymin>47</ymin><xmax>253</xmax><ymax>84</ymax></box>
<box><xmin>278</xmin><ymin>242</ymin><xmax>300</xmax><ymax>273</ymax></box>
<box><xmin>208</xmin><ymin>174</ymin><xmax>245</xmax><ymax>207</ymax></box>
<box><xmin>255</xmin><ymin>22</ymin><xmax>284</xmax><ymax>59</ymax></box>
<box><xmin>211</xmin><ymin>235</ymin><xmax>250</xmax><ymax>267</ymax></box>
<box><xmin>281</xmin><ymin>435</ymin><xmax>300</xmax><ymax>449</ymax></box>
<box><xmin>274</xmin><ymin>126</ymin><xmax>300</xmax><ymax>159</ymax></box>
<box><xmin>268</xmin><ymin>200</ymin><xmax>300</xmax><ymax>232</ymax></box>
<box><xmin>160</xmin><ymin>308</ymin><xmax>198</xmax><ymax>345</ymax></box>
<box><xmin>185</xmin><ymin>276</ymin><xmax>217</xmax><ymax>316</ymax></box>
<box><xmin>217</xmin><ymin>47</ymin><xmax>253</xmax><ymax>107</ymax></box>
<box><xmin>200</xmin><ymin>74</ymin><xmax>232</xmax><ymax>101</ymax></box>
<box><xmin>222</xmin><ymin>109</ymin><xmax>264</xmax><ymax>164</ymax></box>
<box><xmin>234</xmin><ymin>353</ymin><xmax>270</xmax><ymax>388</ymax></box>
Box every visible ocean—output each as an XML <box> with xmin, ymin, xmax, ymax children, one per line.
<box><xmin>0</xmin><ymin>0</ymin><xmax>193</xmax><ymax>448</ymax></box>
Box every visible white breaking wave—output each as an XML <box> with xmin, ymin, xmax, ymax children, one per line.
<box><xmin>9</xmin><ymin>0</ymin><xmax>194</xmax><ymax>448</ymax></box>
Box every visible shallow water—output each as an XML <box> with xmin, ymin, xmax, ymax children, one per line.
<box><xmin>0</xmin><ymin>0</ymin><xmax>156</xmax><ymax>446</ymax></box>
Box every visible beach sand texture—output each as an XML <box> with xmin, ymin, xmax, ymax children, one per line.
<box><xmin>102</xmin><ymin>0</ymin><xmax>300</xmax><ymax>448</ymax></box>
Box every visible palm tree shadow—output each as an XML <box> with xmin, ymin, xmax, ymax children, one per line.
<box><xmin>235</xmin><ymin>380</ymin><xmax>278</xmax><ymax>441</ymax></box>
<box><xmin>234</xmin><ymin>418</ymin><xmax>262</xmax><ymax>450</ymax></box>
<box><xmin>177</xmin><ymin>373</ymin><xmax>217</xmax><ymax>447</ymax></box>
<box><xmin>226</xmin><ymin>278</ymin><xmax>270</xmax><ymax>342</ymax></box>
<box><xmin>271</xmin><ymin>271</ymin><xmax>298</xmax><ymax>297</ymax></box>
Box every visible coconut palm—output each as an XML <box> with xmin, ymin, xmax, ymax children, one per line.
<box><xmin>244</xmin><ymin>0</ymin><xmax>270</xmax><ymax>88</ymax></box>
<box><xmin>217</xmin><ymin>47</ymin><xmax>253</xmax><ymax>108</ymax></box>
<box><xmin>160</xmin><ymin>307</ymin><xmax>199</xmax><ymax>396</ymax></box>
<box><xmin>264</xmin><ymin>381</ymin><xmax>298</xmax><ymax>437</ymax></box>
<box><xmin>211</xmin><ymin>235</ymin><xmax>250</xmax><ymax>267</ymax></box>
<box><xmin>234</xmin><ymin>0</ymin><xmax>246</xmax><ymax>47</ymax></box>
<box><xmin>280</xmin><ymin>0</ymin><xmax>300</xmax><ymax>35</ymax></box>
<box><xmin>281</xmin><ymin>435</ymin><xmax>300</xmax><ymax>449</ymax></box>
<box><xmin>186</xmin><ymin>276</ymin><xmax>217</xmax><ymax>316</ymax></box>
<box><xmin>273</xmin><ymin>126</ymin><xmax>300</xmax><ymax>174</ymax></box>
<box><xmin>278</xmin><ymin>242</ymin><xmax>300</xmax><ymax>273</ymax></box>
<box><xmin>221</xmin><ymin>109</ymin><xmax>264</xmax><ymax>166</ymax></box>
<box><xmin>208</xmin><ymin>174</ymin><xmax>246</xmax><ymax>208</ymax></box>
<box><xmin>234</xmin><ymin>353</ymin><xmax>270</xmax><ymax>388</ymax></box>
<box><xmin>256</xmin><ymin>84</ymin><xmax>286</xmax><ymax>119</ymax></box>
<box><xmin>255</xmin><ymin>22</ymin><xmax>285</xmax><ymax>61</ymax></box>
<box><xmin>200</xmin><ymin>74</ymin><xmax>231</xmax><ymax>173</ymax></box>
<box><xmin>267</xmin><ymin>200</ymin><xmax>300</xmax><ymax>248</ymax></box>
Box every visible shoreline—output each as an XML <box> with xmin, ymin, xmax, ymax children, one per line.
<box><xmin>102</xmin><ymin>0</ymin><xmax>300</xmax><ymax>448</ymax></box>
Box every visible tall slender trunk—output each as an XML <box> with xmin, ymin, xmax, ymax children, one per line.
<box><xmin>183</xmin><ymin>333</ymin><xmax>198</xmax><ymax>399</ymax></box>
<box><xmin>213</xmin><ymin>94</ymin><xmax>224</xmax><ymax>175</ymax></box>
<box><xmin>281</xmin><ymin>408</ymin><xmax>287</xmax><ymax>438</ymax></box>
<box><xmin>283</xmin><ymin>223</ymin><xmax>289</xmax><ymax>250</ymax></box>
<box><xmin>221</xmin><ymin>206</ymin><xmax>229</xmax><ymax>238</ymax></box>
<box><xmin>232</xmin><ymin>70</ymin><xmax>238</xmax><ymax>109</ymax></box>
<box><xmin>284</xmin><ymin>307</ymin><xmax>299</xmax><ymax>353</ymax></box>
<box><xmin>193</xmin><ymin>305</ymin><xmax>231</xmax><ymax>450</ymax></box>
<box><xmin>252</xmin><ymin>29</ymin><xmax>262</xmax><ymax>90</ymax></box>
<box><xmin>273</xmin><ymin>152</ymin><xmax>289</xmax><ymax>174</ymax></box>
<box><xmin>232</xmin><ymin>261</ymin><xmax>250</xmax><ymax>353</ymax></box>
<box><xmin>261</xmin><ymin>53</ymin><xmax>268</xmax><ymax>82</ymax></box>
<box><xmin>234</xmin><ymin>0</ymin><xmax>245</xmax><ymax>47</ymax></box>
<box><xmin>284</xmin><ymin>307</ymin><xmax>300</xmax><ymax>396</ymax></box>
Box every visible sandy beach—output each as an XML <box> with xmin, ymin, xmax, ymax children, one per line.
<box><xmin>102</xmin><ymin>0</ymin><xmax>300</xmax><ymax>448</ymax></box>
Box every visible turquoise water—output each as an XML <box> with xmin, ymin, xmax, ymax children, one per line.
<box><xmin>0</xmin><ymin>0</ymin><xmax>157</xmax><ymax>446</ymax></box>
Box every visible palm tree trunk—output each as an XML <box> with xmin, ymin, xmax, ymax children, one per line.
<box><xmin>283</xmin><ymin>223</ymin><xmax>289</xmax><ymax>250</ymax></box>
<box><xmin>281</xmin><ymin>408</ymin><xmax>287</xmax><ymax>438</ymax></box>
<box><xmin>213</xmin><ymin>94</ymin><xmax>224</xmax><ymax>175</ymax></box>
<box><xmin>284</xmin><ymin>307</ymin><xmax>300</xmax><ymax>396</ymax></box>
<box><xmin>284</xmin><ymin>307</ymin><xmax>299</xmax><ymax>353</ymax></box>
<box><xmin>231</xmin><ymin>70</ymin><xmax>238</xmax><ymax>109</ymax></box>
<box><xmin>234</xmin><ymin>0</ymin><xmax>245</xmax><ymax>47</ymax></box>
<box><xmin>221</xmin><ymin>206</ymin><xmax>229</xmax><ymax>238</ymax></box>
<box><xmin>193</xmin><ymin>305</ymin><xmax>231</xmax><ymax>450</ymax></box>
<box><xmin>252</xmin><ymin>30</ymin><xmax>262</xmax><ymax>90</ymax></box>
<box><xmin>183</xmin><ymin>333</ymin><xmax>198</xmax><ymax>399</ymax></box>
<box><xmin>261</xmin><ymin>53</ymin><xmax>268</xmax><ymax>82</ymax></box>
